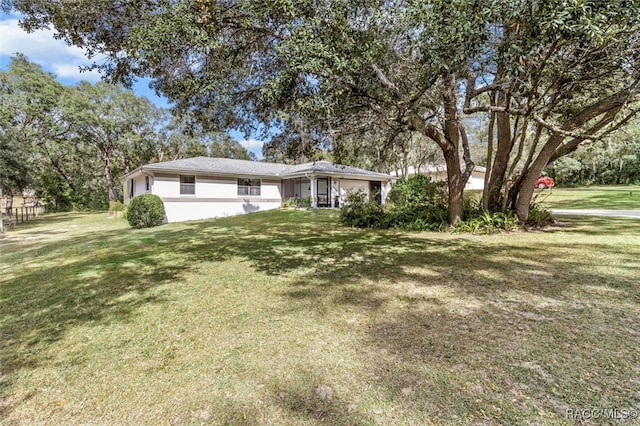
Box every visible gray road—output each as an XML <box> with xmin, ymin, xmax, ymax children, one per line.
<box><xmin>551</xmin><ymin>209</ymin><xmax>640</xmax><ymax>218</ymax></box>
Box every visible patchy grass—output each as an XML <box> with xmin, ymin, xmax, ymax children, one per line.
<box><xmin>538</xmin><ymin>185</ymin><xmax>640</xmax><ymax>210</ymax></box>
<box><xmin>1</xmin><ymin>210</ymin><xmax>640</xmax><ymax>425</ymax></box>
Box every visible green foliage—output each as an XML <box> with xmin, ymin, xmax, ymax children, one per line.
<box><xmin>341</xmin><ymin>179</ymin><xmax>519</xmax><ymax>233</ymax></box>
<box><xmin>547</xmin><ymin>128</ymin><xmax>640</xmax><ymax>186</ymax></box>
<box><xmin>208</xmin><ymin>133</ymin><xmax>256</xmax><ymax>160</ymax></box>
<box><xmin>387</xmin><ymin>175</ymin><xmax>448</xmax><ymax>209</ymax></box>
<box><xmin>526</xmin><ymin>204</ymin><xmax>555</xmax><ymax>228</ymax></box>
<box><xmin>339</xmin><ymin>191</ymin><xmax>387</xmax><ymax>229</ymax></box>
<box><xmin>453</xmin><ymin>211</ymin><xmax>519</xmax><ymax>234</ymax></box>
<box><xmin>282</xmin><ymin>198</ymin><xmax>299</xmax><ymax>208</ymax></box>
<box><xmin>301</xmin><ymin>196</ymin><xmax>312</xmax><ymax>208</ymax></box>
<box><xmin>126</xmin><ymin>194</ymin><xmax>166</xmax><ymax>228</ymax></box>
<box><xmin>108</xmin><ymin>201</ymin><xmax>126</xmax><ymax>217</ymax></box>
<box><xmin>109</xmin><ymin>201</ymin><xmax>126</xmax><ymax>212</ymax></box>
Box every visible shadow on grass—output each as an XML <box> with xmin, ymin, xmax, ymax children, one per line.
<box><xmin>1</xmin><ymin>209</ymin><xmax>639</xmax><ymax>422</ymax></box>
<box><xmin>0</xmin><ymin>227</ymin><xmax>186</xmax><ymax>416</ymax></box>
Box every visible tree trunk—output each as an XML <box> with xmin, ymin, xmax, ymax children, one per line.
<box><xmin>104</xmin><ymin>158</ymin><xmax>117</xmax><ymax>202</ymax></box>
<box><xmin>5</xmin><ymin>193</ymin><xmax>13</xmax><ymax>215</ymax></box>
<box><xmin>486</xmin><ymin>93</ymin><xmax>513</xmax><ymax>212</ymax></box>
<box><xmin>444</xmin><ymin>147</ymin><xmax>464</xmax><ymax>224</ymax></box>
<box><xmin>514</xmin><ymin>134</ymin><xmax>563</xmax><ymax>221</ymax></box>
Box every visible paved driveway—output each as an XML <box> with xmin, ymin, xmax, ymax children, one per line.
<box><xmin>551</xmin><ymin>209</ymin><xmax>640</xmax><ymax>218</ymax></box>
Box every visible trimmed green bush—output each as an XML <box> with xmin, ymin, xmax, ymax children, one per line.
<box><xmin>126</xmin><ymin>194</ymin><xmax>166</xmax><ymax>228</ymax></box>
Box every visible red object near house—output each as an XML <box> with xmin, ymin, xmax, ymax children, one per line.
<box><xmin>534</xmin><ymin>176</ymin><xmax>555</xmax><ymax>189</ymax></box>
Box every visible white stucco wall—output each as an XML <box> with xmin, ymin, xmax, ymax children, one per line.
<box><xmin>465</xmin><ymin>171</ymin><xmax>485</xmax><ymax>190</ymax></box>
<box><xmin>339</xmin><ymin>179</ymin><xmax>370</xmax><ymax>202</ymax></box>
<box><xmin>162</xmin><ymin>200</ymin><xmax>282</xmax><ymax>222</ymax></box>
<box><xmin>124</xmin><ymin>174</ymin><xmax>150</xmax><ymax>204</ymax></box>
<box><xmin>141</xmin><ymin>173</ymin><xmax>283</xmax><ymax>223</ymax></box>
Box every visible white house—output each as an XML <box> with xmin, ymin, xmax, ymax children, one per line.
<box><xmin>393</xmin><ymin>164</ymin><xmax>487</xmax><ymax>190</ymax></box>
<box><xmin>123</xmin><ymin>157</ymin><xmax>394</xmax><ymax>223</ymax></box>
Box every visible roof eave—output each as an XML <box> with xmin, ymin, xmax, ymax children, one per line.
<box><xmin>143</xmin><ymin>166</ymin><xmax>282</xmax><ymax>179</ymax></box>
<box><xmin>281</xmin><ymin>171</ymin><xmax>394</xmax><ymax>181</ymax></box>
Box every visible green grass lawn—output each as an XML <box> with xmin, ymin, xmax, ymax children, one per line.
<box><xmin>1</xmin><ymin>210</ymin><xmax>640</xmax><ymax>425</ymax></box>
<box><xmin>538</xmin><ymin>185</ymin><xmax>640</xmax><ymax>210</ymax></box>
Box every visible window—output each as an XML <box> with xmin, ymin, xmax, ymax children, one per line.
<box><xmin>145</xmin><ymin>176</ymin><xmax>150</xmax><ymax>192</ymax></box>
<box><xmin>128</xmin><ymin>179</ymin><xmax>134</xmax><ymax>198</ymax></box>
<box><xmin>180</xmin><ymin>175</ymin><xmax>195</xmax><ymax>195</ymax></box>
<box><xmin>237</xmin><ymin>178</ymin><xmax>261</xmax><ymax>196</ymax></box>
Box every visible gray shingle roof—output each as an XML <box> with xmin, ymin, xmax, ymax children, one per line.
<box><xmin>140</xmin><ymin>157</ymin><xmax>391</xmax><ymax>179</ymax></box>
<box><xmin>143</xmin><ymin>157</ymin><xmax>289</xmax><ymax>176</ymax></box>
<box><xmin>281</xmin><ymin>161</ymin><xmax>391</xmax><ymax>178</ymax></box>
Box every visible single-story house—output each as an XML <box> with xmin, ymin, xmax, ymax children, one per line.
<box><xmin>123</xmin><ymin>157</ymin><xmax>393</xmax><ymax>223</ymax></box>
<box><xmin>393</xmin><ymin>164</ymin><xmax>487</xmax><ymax>190</ymax></box>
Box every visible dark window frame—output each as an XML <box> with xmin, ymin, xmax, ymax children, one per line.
<box><xmin>237</xmin><ymin>178</ymin><xmax>261</xmax><ymax>196</ymax></box>
<box><xmin>180</xmin><ymin>175</ymin><xmax>196</xmax><ymax>195</ymax></box>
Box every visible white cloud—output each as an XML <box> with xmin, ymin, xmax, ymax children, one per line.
<box><xmin>239</xmin><ymin>138</ymin><xmax>265</xmax><ymax>150</ymax></box>
<box><xmin>51</xmin><ymin>63</ymin><xmax>101</xmax><ymax>81</ymax></box>
<box><xmin>0</xmin><ymin>18</ymin><xmax>104</xmax><ymax>82</ymax></box>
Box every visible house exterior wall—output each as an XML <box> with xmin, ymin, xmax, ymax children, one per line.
<box><xmin>123</xmin><ymin>174</ymin><xmax>150</xmax><ymax>204</ymax></box>
<box><xmin>148</xmin><ymin>172</ymin><xmax>282</xmax><ymax>222</ymax></box>
<box><xmin>407</xmin><ymin>168</ymin><xmax>485</xmax><ymax>191</ymax></box>
<box><xmin>162</xmin><ymin>200</ymin><xmax>282</xmax><ymax>222</ymax></box>
<box><xmin>339</xmin><ymin>179</ymin><xmax>370</xmax><ymax>202</ymax></box>
<box><xmin>465</xmin><ymin>170</ymin><xmax>485</xmax><ymax>190</ymax></box>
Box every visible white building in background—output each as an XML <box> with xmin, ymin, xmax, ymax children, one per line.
<box><xmin>124</xmin><ymin>157</ymin><xmax>393</xmax><ymax>223</ymax></box>
<box><xmin>392</xmin><ymin>164</ymin><xmax>487</xmax><ymax>190</ymax></box>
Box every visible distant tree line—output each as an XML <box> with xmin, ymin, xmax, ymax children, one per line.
<box><xmin>0</xmin><ymin>55</ymin><xmax>254</xmax><ymax>211</ymax></box>
<box><xmin>547</xmin><ymin>122</ymin><xmax>640</xmax><ymax>186</ymax></box>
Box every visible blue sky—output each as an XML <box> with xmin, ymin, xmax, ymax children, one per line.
<box><xmin>0</xmin><ymin>14</ymin><xmax>265</xmax><ymax>159</ymax></box>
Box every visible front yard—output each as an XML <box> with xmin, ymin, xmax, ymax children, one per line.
<box><xmin>538</xmin><ymin>185</ymin><xmax>640</xmax><ymax>210</ymax></box>
<box><xmin>1</xmin><ymin>210</ymin><xmax>639</xmax><ymax>425</ymax></box>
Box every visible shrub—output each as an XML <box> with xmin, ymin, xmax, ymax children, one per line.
<box><xmin>339</xmin><ymin>175</ymin><xmax>521</xmax><ymax>234</ymax></box>
<box><xmin>301</xmin><ymin>196</ymin><xmax>312</xmax><ymax>207</ymax></box>
<box><xmin>126</xmin><ymin>194</ymin><xmax>166</xmax><ymax>228</ymax></box>
<box><xmin>339</xmin><ymin>191</ymin><xmax>387</xmax><ymax>228</ymax></box>
<box><xmin>282</xmin><ymin>198</ymin><xmax>299</xmax><ymax>208</ymax></box>
<box><xmin>108</xmin><ymin>201</ymin><xmax>126</xmax><ymax>217</ymax></box>
<box><xmin>453</xmin><ymin>211</ymin><xmax>519</xmax><ymax>234</ymax></box>
<box><xmin>526</xmin><ymin>204</ymin><xmax>555</xmax><ymax>227</ymax></box>
<box><xmin>387</xmin><ymin>175</ymin><xmax>448</xmax><ymax>209</ymax></box>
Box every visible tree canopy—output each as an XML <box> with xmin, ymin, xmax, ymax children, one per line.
<box><xmin>0</xmin><ymin>55</ymin><xmax>254</xmax><ymax>210</ymax></box>
<box><xmin>4</xmin><ymin>0</ymin><xmax>640</xmax><ymax>221</ymax></box>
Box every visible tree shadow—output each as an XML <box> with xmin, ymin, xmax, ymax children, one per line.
<box><xmin>0</xmin><ymin>227</ymin><xmax>192</xmax><ymax>418</ymax></box>
<box><xmin>2</xmin><ymin>209</ymin><xmax>638</xmax><ymax>422</ymax></box>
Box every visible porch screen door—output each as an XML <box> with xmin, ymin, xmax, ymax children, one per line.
<box><xmin>317</xmin><ymin>177</ymin><xmax>330</xmax><ymax>207</ymax></box>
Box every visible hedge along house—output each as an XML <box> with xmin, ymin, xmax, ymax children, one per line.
<box><xmin>123</xmin><ymin>157</ymin><xmax>393</xmax><ymax>223</ymax></box>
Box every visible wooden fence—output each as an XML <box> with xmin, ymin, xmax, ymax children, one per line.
<box><xmin>1</xmin><ymin>206</ymin><xmax>45</xmax><ymax>231</ymax></box>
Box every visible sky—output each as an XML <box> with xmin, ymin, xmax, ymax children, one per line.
<box><xmin>0</xmin><ymin>14</ymin><xmax>265</xmax><ymax>159</ymax></box>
